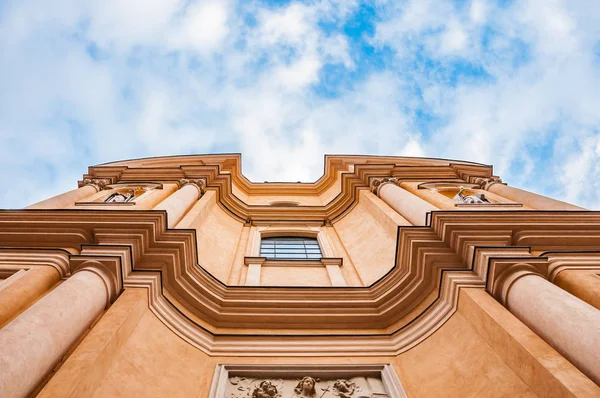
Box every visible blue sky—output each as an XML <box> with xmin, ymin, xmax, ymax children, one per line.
<box><xmin>1</xmin><ymin>0</ymin><xmax>600</xmax><ymax>209</ymax></box>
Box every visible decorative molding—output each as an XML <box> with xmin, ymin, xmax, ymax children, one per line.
<box><xmin>80</xmin><ymin>154</ymin><xmax>496</xmax><ymax>223</ymax></box>
<box><xmin>79</xmin><ymin>178</ymin><xmax>111</xmax><ymax>192</ymax></box>
<box><xmin>5</xmin><ymin>155</ymin><xmax>600</xmax><ymax>355</ymax></box>
<box><xmin>243</xmin><ymin>257</ymin><xmax>343</xmax><ymax>268</ymax></box>
<box><xmin>70</xmin><ymin>257</ymin><xmax>123</xmax><ymax>307</ymax></box>
<box><xmin>543</xmin><ymin>252</ymin><xmax>600</xmax><ymax>282</ymax></box>
<box><xmin>208</xmin><ymin>364</ymin><xmax>406</xmax><ymax>398</ymax></box>
<box><xmin>75</xmin><ymin>183</ymin><xmax>160</xmax><ymax>206</ymax></box>
<box><xmin>370</xmin><ymin>177</ymin><xmax>398</xmax><ymax>196</ymax></box>
<box><xmin>179</xmin><ymin>178</ymin><xmax>206</xmax><ymax>198</ymax></box>
<box><xmin>472</xmin><ymin>176</ymin><xmax>503</xmax><ymax>190</ymax></box>
<box><xmin>2</xmin><ymin>210</ymin><xmax>600</xmax><ymax>355</ymax></box>
<box><xmin>0</xmin><ymin>248</ymin><xmax>123</xmax><ymax>308</ymax></box>
<box><xmin>0</xmin><ymin>249</ymin><xmax>71</xmax><ymax>278</ymax></box>
<box><xmin>486</xmin><ymin>260</ymin><xmax>547</xmax><ymax>305</ymax></box>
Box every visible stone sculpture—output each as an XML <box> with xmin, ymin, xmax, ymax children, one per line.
<box><xmin>252</xmin><ymin>381</ymin><xmax>281</xmax><ymax>398</ymax></box>
<box><xmin>452</xmin><ymin>187</ymin><xmax>490</xmax><ymax>204</ymax></box>
<box><xmin>332</xmin><ymin>380</ymin><xmax>356</xmax><ymax>398</ymax></box>
<box><xmin>104</xmin><ymin>191</ymin><xmax>135</xmax><ymax>203</ymax></box>
<box><xmin>293</xmin><ymin>376</ymin><xmax>317</xmax><ymax>397</ymax></box>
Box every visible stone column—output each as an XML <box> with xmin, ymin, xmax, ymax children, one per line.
<box><xmin>0</xmin><ymin>264</ymin><xmax>118</xmax><ymax>398</ymax></box>
<box><xmin>371</xmin><ymin>177</ymin><xmax>438</xmax><ymax>226</ymax></box>
<box><xmin>26</xmin><ymin>179</ymin><xmax>110</xmax><ymax>209</ymax></box>
<box><xmin>153</xmin><ymin>179</ymin><xmax>205</xmax><ymax>228</ymax></box>
<box><xmin>491</xmin><ymin>265</ymin><xmax>600</xmax><ymax>385</ymax></box>
<box><xmin>474</xmin><ymin>177</ymin><xmax>585</xmax><ymax>210</ymax></box>
<box><xmin>0</xmin><ymin>266</ymin><xmax>61</xmax><ymax>328</ymax></box>
<box><xmin>553</xmin><ymin>269</ymin><xmax>600</xmax><ymax>310</ymax></box>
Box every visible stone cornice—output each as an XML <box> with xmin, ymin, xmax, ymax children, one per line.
<box><xmin>0</xmin><ymin>248</ymin><xmax>123</xmax><ymax>308</ymax></box>
<box><xmin>78</xmin><ymin>155</ymin><xmax>495</xmax><ymax>223</ymax></box>
<box><xmin>543</xmin><ymin>251</ymin><xmax>600</xmax><ymax>282</ymax></box>
<box><xmin>1</xmin><ymin>209</ymin><xmax>600</xmax><ymax>355</ymax></box>
<box><xmin>486</xmin><ymin>259</ymin><xmax>548</xmax><ymax>305</ymax></box>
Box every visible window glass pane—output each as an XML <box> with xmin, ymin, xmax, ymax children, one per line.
<box><xmin>260</xmin><ymin>236</ymin><xmax>321</xmax><ymax>260</ymax></box>
<box><xmin>277</xmin><ymin>253</ymin><xmax>305</xmax><ymax>259</ymax></box>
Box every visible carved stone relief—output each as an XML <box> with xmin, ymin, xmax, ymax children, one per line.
<box><xmin>472</xmin><ymin>176</ymin><xmax>503</xmax><ymax>190</ymax></box>
<box><xmin>103</xmin><ymin>190</ymin><xmax>136</xmax><ymax>203</ymax></box>
<box><xmin>81</xmin><ymin>178</ymin><xmax>111</xmax><ymax>192</ymax></box>
<box><xmin>179</xmin><ymin>178</ymin><xmax>206</xmax><ymax>197</ymax></box>
<box><xmin>452</xmin><ymin>187</ymin><xmax>491</xmax><ymax>204</ymax></box>
<box><xmin>370</xmin><ymin>177</ymin><xmax>399</xmax><ymax>195</ymax></box>
<box><xmin>226</xmin><ymin>375</ymin><xmax>388</xmax><ymax>398</ymax></box>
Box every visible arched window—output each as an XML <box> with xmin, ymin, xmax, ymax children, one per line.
<box><xmin>260</xmin><ymin>237</ymin><xmax>322</xmax><ymax>260</ymax></box>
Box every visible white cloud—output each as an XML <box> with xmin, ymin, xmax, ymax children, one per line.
<box><xmin>469</xmin><ymin>0</ymin><xmax>488</xmax><ymax>25</ymax></box>
<box><xmin>1</xmin><ymin>0</ymin><xmax>600</xmax><ymax>211</ymax></box>
<box><xmin>174</xmin><ymin>1</ymin><xmax>230</xmax><ymax>52</ymax></box>
<box><xmin>439</xmin><ymin>19</ymin><xmax>469</xmax><ymax>54</ymax></box>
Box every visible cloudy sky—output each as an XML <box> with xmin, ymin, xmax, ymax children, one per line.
<box><xmin>1</xmin><ymin>0</ymin><xmax>600</xmax><ymax>209</ymax></box>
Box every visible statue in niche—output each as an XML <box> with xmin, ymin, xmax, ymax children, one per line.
<box><xmin>252</xmin><ymin>381</ymin><xmax>281</xmax><ymax>398</ymax></box>
<box><xmin>332</xmin><ymin>380</ymin><xmax>356</xmax><ymax>398</ymax></box>
<box><xmin>103</xmin><ymin>190</ymin><xmax>135</xmax><ymax>203</ymax></box>
<box><xmin>293</xmin><ymin>376</ymin><xmax>317</xmax><ymax>398</ymax></box>
<box><xmin>452</xmin><ymin>186</ymin><xmax>491</xmax><ymax>204</ymax></box>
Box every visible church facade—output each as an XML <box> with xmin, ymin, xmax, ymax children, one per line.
<box><xmin>0</xmin><ymin>154</ymin><xmax>598</xmax><ymax>397</ymax></box>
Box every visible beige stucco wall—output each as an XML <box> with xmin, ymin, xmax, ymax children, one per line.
<box><xmin>38</xmin><ymin>286</ymin><xmax>595</xmax><ymax>398</ymax></box>
<box><xmin>193</xmin><ymin>197</ymin><xmax>245</xmax><ymax>283</ymax></box>
<box><xmin>260</xmin><ymin>264</ymin><xmax>331</xmax><ymax>286</ymax></box>
<box><xmin>334</xmin><ymin>190</ymin><xmax>404</xmax><ymax>286</ymax></box>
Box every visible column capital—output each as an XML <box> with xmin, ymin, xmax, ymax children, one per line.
<box><xmin>472</xmin><ymin>176</ymin><xmax>503</xmax><ymax>190</ymax></box>
<box><xmin>79</xmin><ymin>178</ymin><xmax>111</xmax><ymax>192</ymax></box>
<box><xmin>370</xmin><ymin>177</ymin><xmax>399</xmax><ymax>195</ymax></box>
<box><xmin>178</xmin><ymin>178</ymin><xmax>206</xmax><ymax>198</ymax></box>
<box><xmin>70</xmin><ymin>258</ymin><xmax>123</xmax><ymax>307</ymax></box>
<box><xmin>489</xmin><ymin>262</ymin><xmax>545</xmax><ymax>306</ymax></box>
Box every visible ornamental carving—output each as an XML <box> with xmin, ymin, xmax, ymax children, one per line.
<box><xmin>472</xmin><ymin>176</ymin><xmax>502</xmax><ymax>190</ymax></box>
<box><xmin>80</xmin><ymin>178</ymin><xmax>111</xmax><ymax>192</ymax></box>
<box><xmin>370</xmin><ymin>177</ymin><xmax>399</xmax><ymax>195</ymax></box>
<box><xmin>293</xmin><ymin>376</ymin><xmax>317</xmax><ymax>397</ymax></box>
<box><xmin>103</xmin><ymin>190</ymin><xmax>136</xmax><ymax>203</ymax></box>
<box><xmin>179</xmin><ymin>178</ymin><xmax>206</xmax><ymax>197</ymax></box>
<box><xmin>253</xmin><ymin>381</ymin><xmax>282</xmax><ymax>398</ymax></box>
<box><xmin>227</xmin><ymin>376</ymin><xmax>387</xmax><ymax>398</ymax></box>
<box><xmin>452</xmin><ymin>187</ymin><xmax>491</xmax><ymax>204</ymax></box>
<box><xmin>332</xmin><ymin>380</ymin><xmax>357</xmax><ymax>398</ymax></box>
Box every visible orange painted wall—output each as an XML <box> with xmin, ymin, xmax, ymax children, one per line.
<box><xmin>38</xmin><ymin>287</ymin><xmax>572</xmax><ymax>398</ymax></box>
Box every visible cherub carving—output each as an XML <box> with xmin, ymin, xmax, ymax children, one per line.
<box><xmin>332</xmin><ymin>380</ymin><xmax>356</xmax><ymax>398</ymax></box>
<box><xmin>252</xmin><ymin>381</ymin><xmax>281</xmax><ymax>398</ymax></box>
